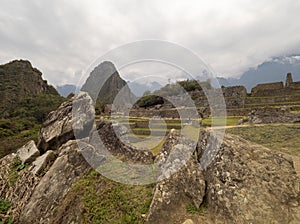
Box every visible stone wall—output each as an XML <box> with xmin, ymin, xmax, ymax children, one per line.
<box><xmin>251</xmin><ymin>82</ymin><xmax>284</xmax><ymax>96</ymax></box>
<box><xmin>245</xmin><ymin>95</ymin><xmax>300</xmax><ymax>105</ymax></box>
<box><xmin>222</xmin><ymin>86</ymin><xmax>247</xmax><ymax>108</ymax></box>
<box><xmin>289</xmin><ymin>81</ymin><xmax>300</xmax><ymax>90</ymax></box>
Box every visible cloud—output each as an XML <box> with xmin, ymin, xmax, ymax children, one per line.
<box><xmin>1</xmin><ymin>0</ymin><xmax>300</xmax><ymax>85</ymax></box>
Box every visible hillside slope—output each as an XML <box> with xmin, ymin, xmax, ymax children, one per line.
<box><xmin>0</xmin><ymin>60</ymin><xmax>65</xmax><ymax>158</ymax></box>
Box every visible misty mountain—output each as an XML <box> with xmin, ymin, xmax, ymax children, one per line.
<box><xmin>127</xmin><ymin>81</ymin><xmax>162</xmax><ymax>96</ymax></box>
<box><xmin>217</xmin><ymin>55</ymin><xmax>300</xmax><ymax>92</ymax></box>
<box><xmin>56</xmin><ymin>84</ymin><xmax>78</xmax><ymax>97</ymax></box>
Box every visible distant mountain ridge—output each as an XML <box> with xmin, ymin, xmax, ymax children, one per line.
<box><xmin>217</xmin><ymin>55</ymin><xmax>300</xmax><ymax>91</ymax></box>
<box><xmin>127</xmin><ymin>81</ymin><xmax>162</xmax><ymax>96</ymax></box>
<box><xmin>56</xmin><ymin>84</ymin><xmax>78</xmax><ymax>97</ymax></box>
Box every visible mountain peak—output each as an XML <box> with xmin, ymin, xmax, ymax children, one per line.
<box><xmin>92</xmin><ymin>61</ymin><xmax>117</xmax><ymax>76</ymax></box>
<box><xmin>81</xmin><ymin>61</ymin><xmax>136</xmax><ymax>108</ymax></box>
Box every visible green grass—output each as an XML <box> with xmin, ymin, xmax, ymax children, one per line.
<box><xmin>0</xmin><ymin>219</ymin><xmax>13</xmax><ymax>224</ymax></box>
<box><xmin>69</xmin><ymin>170</ymin><xmax>154</xmax><ymax>224</ymax></box>
<box><xmin>151</xmin><ymin>137</ymin><xmax>166</xmax><ymax>155</ymax></box>
<box><xmin>0</xmin><ymin>123</ymin><xmax>40</xmax><ymax>159</ymax></box>
<box><xmin>291</xmin><ymin>110</ymin><xmax>300</xmax><ymax>114</ymax></box>
<box><xmin>0</xmin><ymin>198</ymin><xmax>10</xmax><ymax>214</ymax></box>
<box><xmin>132</xmin><ymin>127</ymin><xmax>172</xmax><ymax>131</ymax></box>
<box><xmin>127</xmin><ymin>134</ymin><xmax>149</xmax><ymax>138</ymax></box>
<box><xmin>7</xmin><ymin>157</ymin><xmax>26</xmax><ymax>186</ymax></box>
<box><xmin>201</xmin><ymin>117</ymin><xmax>242</xmax><ymax>126</ymax></box>
<box><xmin>186</xmin><ymin>201</ymin><xmax>207</xmax><ymax>215</ymax></box>
<box><xmin>131</xmin><ymin>136</ymin><xmax>167</xmax><ymax>156</ymax></box>
<box><xmin>226</xmin><ymin>124</ymin><xmax>300</xmax><ymax>156</ymax></box>
<box><xmin>182</xmin><ymin>125</ymin><xmax>202</xmax><ymax>142</ymax></box>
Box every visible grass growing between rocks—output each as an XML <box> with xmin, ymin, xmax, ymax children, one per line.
<box><xmin>186</xmin><ymin>201</ymin><xmax>208</xmax><ymax>215</ymax></box>
<box><xmin>0</xmin><ymin>198</ymin><xmax>13</xmax><ymax>224</ymax></box>
<box><xmin>60</xmin><ymin>170</ymin><xmax>154</xmax><ymax>224</ymax></box>
<box><xmin>0</xmin><ymin>198</ymin><xmax>10</xmax><ymax>215</ymax></box>
<box><xmin>8</xmin><ymin>157</ymin><xmax>26</xmax><ymax>186</ymax></box>
<box><xmin>226</xmin><ymin>124</ymin><xmax>300</xmax><ymax>156</ymax></box>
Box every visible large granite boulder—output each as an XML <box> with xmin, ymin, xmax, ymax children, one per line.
<box><xmin>19</xmin><ymin>140</ymin><xmax>92</xmax><ymax>224</ymax></box>
<box><xmin>37</xmin><ymin>92</ymin><xmax>95</xmax><ymax>153</ymax></box>
<box><xmin>31</xmin><ymin>150</ymin><xmax>56</xmax><ymax>175</ymax></box>
<box><xmin>16</xmin><ymin>140</ymin><xmax>40</xmax><ymax>164</ymax></box>
<box><xmin>89</xmin><ymin>121</ymin><xmax>154</xmax><ymax>165</ymax></box>
<box><xmin>147</xmin><ymin>131</ymin><xmax>205</xmax><ymax>224</ymax></box>
<box><xmin>199</xmin><ymin>131</ymin><xmax>300</xmax><ymax>224</ymax></box>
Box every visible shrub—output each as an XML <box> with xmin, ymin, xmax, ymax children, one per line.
<box><xmin>0</xmin><ymin>128</ymin><xmax>14</xmax><ymax>138</ymax></box>
<box><xmin>136</xmin><ymin>95</ymin><xmax>164</xmax><ymax>108</ymax></box>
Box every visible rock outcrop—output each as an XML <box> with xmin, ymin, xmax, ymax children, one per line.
<box><xmin>16</xmin><ymin>140</ymin><xmax>40</xmax><ymax>164</ymax></box>
<box><xmin>31</xmin><ymin>150</ymin><xmax>55</xmax><ymax>175</ymax></box>
<box><xmin>89</xmin><ymin>121</ymin><xmax>154</xmax><ymax>165</ymax></box>
<box><xmin>37</xmin><ymin>92</ymin><xmax>95</xmax><ymax>153</ymax></box>
<box><xmin>0</xmin><ymin>88</ymin><xmax>300</xmax><ymax>223</ymax></box>
<box><xmin>199</xmin><ymin>131</ymin><xmax>300</xmax><ymax>224</ymax></box>
<box><xmin>147</xmin><ymin>131</ymin><xmax>205</xmax><ymax>224</ymax></box>
<box><xmin>248</xmin><ymin>107</ymin><xmax>300</xmax><ymax>124</ymax></box>
<box><xmin>19</xmin><ymin>140</ymin><xmax>91</xmax><ymax>224</ymax></box>
<box><xmin>0</xmin><ymin>92</ymin><xmax>96</xmax><ymax>223</ymax></box>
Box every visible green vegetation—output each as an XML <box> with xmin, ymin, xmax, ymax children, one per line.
<box><xmin>151</xmin><ymin>137</ymin><xmax>166</xmax><ymax>155</ymax></box>
<box><xmin>0</xmin><ymin>198</ymin><xmax>10</xmax><ymax>215</ymax></box>
<box><xmin>182</xmin><ymin>125</ymin><xmax>202</xmax><ymax>142</ymax></box>
<box><xmin>0</xmin><ymin>60</ymin><xmax>66</xmax><ymax>159</ymax></box>
<box><xmin>9</xmin><ymin>157</ymin><xmax>25</xmax><ymax>171</ymax></box>
<box><xmin>10</xmin><ymin>94</ymin><xmax>65</xmax><ymax>123</ymax></box>
<box><xmin>178</xmin><ymin>79</ymin><xmax>212</xmax><ymax>92</ymax></box>
<box><xmin>0</xmin><ymin>219</ymin><xmax>13</xmax><ymax>224</ymax></box>
<box><xmin>291</xmin><ymin>110</ymin><xmax>300</xmax><ymax>114</ymax></box>
<box><xmin>201</xmin><ymin>117</ymin><xmax>242</xmax><ymax>126</ymax></box>
<box><xmin>227</xmin><ymin>124</ymin><xmax>300</xmax><ymax>156</ymax></box>
<box><xmin>0</xmin><ymin>122</ymin><xmax>40</xmax><ymax>158</ymax></box>
<box><xmin>137</xmin><ymin>79</ymin><xmax>212</xmax><ymax>108</ymax></box>
<box><xmin>0</xmin><ymin>94</ymin><xmax>65</xmax><ymax>158</ymax></box>
<box><xmin>152</xmin><ymin>79</ymin><xmax>212</xmax><ymax>97</ymax></box>
<box><xmin>8</xmin><ymin>157</ymin><xmax>26</xmax><ymax>185</ymax></box>
<box><xmin>95</xmin><ymin>98</ymin><xmax>106</xmax><ymax>115</ymax></box>
<box><xmin>131</xmin><ymin>136</ymin><xmax>167</xmax><ymax>156</ymax></box>
<box><xmin>186</xmin><ymin>201</ymin><xmax>207</xmax><ymax>215</ymax></box>
<box><xmin>136</xmin><ymin>95</ymin><xmax>164</xmax><ymax>108</ymax></box>
<box><xmin>0</xmin><ymin>198</ymin><xmax>13</xmax><ymax>224</ymax></box>
<box><xmin>68</xmin><ymin>170</ymin><xmax>153</xmax><ymax>223</ymax></box>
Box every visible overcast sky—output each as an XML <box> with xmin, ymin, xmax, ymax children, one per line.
<box><xmin>1</xmin><ymin>0</ymin><xmax>300</xmax><ymax>86</ymax></box>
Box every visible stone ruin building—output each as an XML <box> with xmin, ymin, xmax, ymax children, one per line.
<box><xmin>130</xmin><ymin>73</ymin><xmax>300</xmax><ymax>118</ymax></box>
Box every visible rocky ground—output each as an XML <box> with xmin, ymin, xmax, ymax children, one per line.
<box><xmin>246</xmin><ymin>106</ymin><xmax>300</xmax><ymax>124</ymax></box>
<box><xmin>0</xmin><ymin>93</ymin><xmax>299</xmax><ymax>224</ymax></box>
